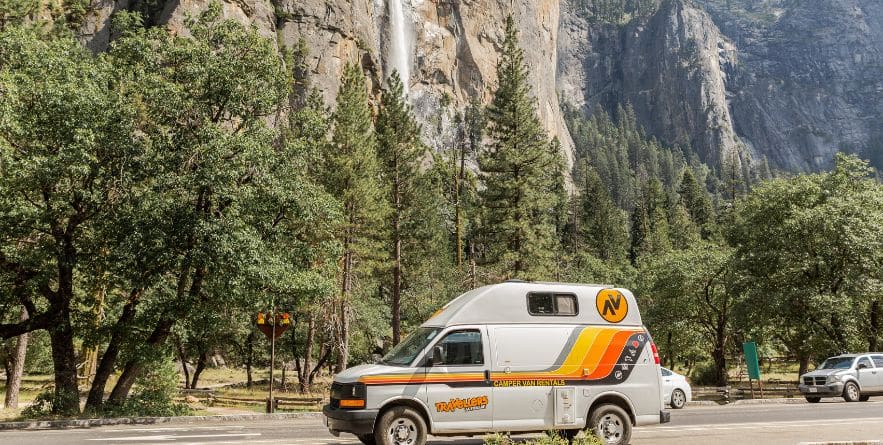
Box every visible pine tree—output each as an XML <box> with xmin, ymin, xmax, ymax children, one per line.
<box><xmin>454</xmin><ymin>97</ymin><xmax>484</xmax><ymax>268</ymax></box>
<box><xmin>678</xmin><ymin>168</ymin><xmax>717</xmax><ymax>240</ymax></box>
<box><xmin>578</xmin><ymin>160</ymin><xmax>629</xmax><ymax>261</ymax></box>
<box><xmin>477</xmin><ymin>15</ymin><xmax>560</xmax><ymax>280</ymax></box>
<box><xmin>324</xmin><ymin>62</ymin><xmax>387</xmax><ymax>371</ymax></box>
<box><xmin>376</xmin><ymin>71</ymin><xmax>424</xmax><ymax>345</ymax></box>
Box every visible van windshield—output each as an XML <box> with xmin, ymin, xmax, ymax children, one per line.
<box><xmin>819</xmin><ymin>357</ymin><xmax>855</xmax><ymax>369</ymax></box>
<box><xmin>380</xmin><ymin>327</ymin><xmax>441</xmax><ymax>366</ymax></box>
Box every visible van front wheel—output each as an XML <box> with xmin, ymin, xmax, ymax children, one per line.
<box><xmin>590</xmin><ymin>404</ymin><xmax>632</xmax><ymax>445</ymax></box>
<box><xmin>375</xmin><ymin>406</ymin><xmax>427</xmax><ymax>445</ymax></box>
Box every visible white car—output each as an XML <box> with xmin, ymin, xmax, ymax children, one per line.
<box><xmin>661</xmin><ymin>367</ymin><xmax>692</xmax><ymax>409</ymax></box>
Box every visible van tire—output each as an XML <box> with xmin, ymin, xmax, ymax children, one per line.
<box><xmin>859</xmin><ymin>395</ymin><xmax>870</xmax><ymax>402</ymax></box>
<box><xmin>590</xmin><ymin>404</ymin><xmax>632</xmax><ymax>445</ymax></box>
<box><xmin>805</xmin><ymin>396</ymin><xmax>821</xmax><ymax>403</ymax></box>
<box><xmin>357</xmin><ymin>434</ymin><xmax>377</xmax><ymax>445</ymax></box>
<box><xmin>375</xmin><ymin>406</ymin><xmax>427</xmax><ymax>445</ymax></box>
<box><xmin>843</xmin><ymin>382</ymin><xmax>861</xmax><ymax>402</ymax></box>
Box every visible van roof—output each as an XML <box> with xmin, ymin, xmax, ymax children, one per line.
<box><xmin>422</xmin><ymin>281</ymin><xmax>643</xmax><ymax>327</ymax></box>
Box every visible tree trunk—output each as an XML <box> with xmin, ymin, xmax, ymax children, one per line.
<box><xmin>245</xmin><ymin>331</ymin><xmax>255</xmax><ymax>389</ymax></box>
<box><xmin>798</xmin><ymin>353</ymin><xmax>810</xmax><ymax>377</ymax></box>
<box><xmin>176</xmin><ymin>339</ymin><xmax>191</xmax><ymax>389</ymax></box>
<box><xmin>336</xmin><ymin>226</ymin><xmax>353</xmax><ymax>373</ymax></box>
<box><xmin>85</xmin><ymin>290</ymin><xmax>140</xmax><ymax>412</ymax></box>
<box><xmin>392</xmin><ymin>173</ymin><xmax>402</xmax><ymax>345</ymax></box>
<box><xmin>4</xmin><ymin>307</ymin><xmax>29</xmax><ymax>409</ymax></box>
<box><xmin>298</xmin><ymin>313</ymin><xmax>314</xmax><ymax>392</ymax></box>
<box><xmin>48</xmin><ymin>310</ymin><xmax>80</xmax><ymax>415</ymax></box>
<box><xmin>869</xmin><ymin>299</ymin><xmax>879</xmax><ymax>352</ymax></box>
<box><xmin>108</xmin><ymin>264</ymin><xmax>203</xmax><ymax>403</ymax></box>
<box><xmin>665</xmin><ymin>331</ymin><xmax>674</xmax><ymax>370</ymax></box>
<box><xmin>107</xmin><ymin>318</ymin><xmax>176</xmax><ymax>404</ymax></box>
<box><xmin>190</xmin><ymin>351</ymin><xmax>207</xmax><ymax>389</ymax></box>
<box><xmin>713</xmin><ymin>317</ymin><xmax>728</xmax><ymax>387</ymax></box>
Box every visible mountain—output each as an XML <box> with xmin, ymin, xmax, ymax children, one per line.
<box><xmin>80</xmin><ymin>0</ymin><xmax>882</xmax><ymax>172</ymax></box>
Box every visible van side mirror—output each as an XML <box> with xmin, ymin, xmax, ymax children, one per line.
<box><xmin>424</xmin><ymin>345</ymin><xmax>444</xmax><ymax>367</ymax></box>
<box><xmin>858</xmin><ymin>363</ymin><xmax>868</xmax><ymax>370</ymax></box>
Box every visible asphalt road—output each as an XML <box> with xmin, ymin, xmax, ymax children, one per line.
<box><xmin>2</xmin><ymin>399</ymin><xmax>883</xmax><ymax>445</ymax></box>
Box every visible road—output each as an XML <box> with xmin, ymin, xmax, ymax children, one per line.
<box><xmin>2</xmin><ymin>399</ymin><xmax>883</xmax><ymax>444</ymax></box>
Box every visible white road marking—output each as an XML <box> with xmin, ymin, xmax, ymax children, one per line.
<box><xmin>100</xmin><ymin>426</ymin><xmax>246</xmax><ymax>433</ymax></box>
<box><xmin>87</xmin><ymin>433</ymin><xmax>261</xmax><ymax>441</ymax></box>
<box><xmin>633</xmin><ymin>416</ymin><xmax>883</xmax><ymax>435</ymax></box>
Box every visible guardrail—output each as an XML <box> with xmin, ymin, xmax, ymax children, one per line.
<box><xmin>176</xmin><ymin>389</ymin><xmax>325</xmax><ymax>410</ymax></box>
<box><xmin>692</xmin><ymin>381</ymin><xmax>801</xmax><ymax>402</ymax></box>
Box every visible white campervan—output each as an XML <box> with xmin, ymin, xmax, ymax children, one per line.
<box><xmin>323</xmin><ymin>281</ymin><xmax>669</xmax><ymax>445</ymax></box>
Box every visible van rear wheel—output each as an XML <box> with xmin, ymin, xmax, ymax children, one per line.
<box><xmin>357</xmin><ymin>434</ymin><xmax>377</xmax><ymax>445</ymax></box>
<box><xmin>375</xmin><ymin>406</ymin><xmax>427</xmax><ymax>445</ymax></box>
<box><xmin>590</xmin><ymin>404</ymin><xmax>632</xmax><ymax>445</ymax></box>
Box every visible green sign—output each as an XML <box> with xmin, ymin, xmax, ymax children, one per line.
<box><xmin>742</xmin><ymin>341</ymin><xmax>761</xmax><ymax>380</ymax></box>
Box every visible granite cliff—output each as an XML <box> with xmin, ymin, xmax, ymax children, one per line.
<box><xmin>78</xmin><ymin>0</ymin><xmax>882</xmax><ymax>172</ymax></box>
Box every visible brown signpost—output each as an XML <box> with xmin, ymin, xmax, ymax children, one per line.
<box><xmin>256</xmin><ymin>311</ymin><xmax>291</xmax><ymax>413</ymax></box>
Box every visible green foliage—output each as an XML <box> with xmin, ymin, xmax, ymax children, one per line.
<box><xmin>105</xmin><ymin>359</ymin><xmax>194</xmax><ymax>417</ymax></box>
<box><xmin>477</xmin><ymin>15</ymin><xmax>563</xmax><ymax>280</ymax></box>
<box><xmin>730</xmin><ymin>153</ymin><xmax>883</xmax><ymax>360</ymax></box>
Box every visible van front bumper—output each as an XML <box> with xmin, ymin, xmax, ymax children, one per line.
<box><xmin>323</xmin><ymin>404</ymin><xmax>378</xmax><ymax>436</ymax></box>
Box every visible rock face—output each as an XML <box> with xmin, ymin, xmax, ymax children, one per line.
<box><xmin>79</xmin><ymin>0</ymin><xmax>881</xmax><ymax>172</ymax></box>
<box><xmin>559</xmin><ymin>0</ymin><xmax>741</xmax><ymax>168</ymax></box>
<box><xmin>697</xmin><ymin>0</ymin><xmax>883</xmax><ymax>171</ymax></box>
<box><xmin>81</xmin><ymin>0</ymin><xmax>574</xmax><ymax>164</ymax></box>
<box><xmin>558</xmin><ymin>0</ymin><xmax>882</xmax><ymax>171</ymax></box>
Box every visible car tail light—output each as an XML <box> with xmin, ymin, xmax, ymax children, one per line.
<box><xmin>651</xmin><ymin>342</ymin><xmax>660</xmax><ymax>365</ymax></box>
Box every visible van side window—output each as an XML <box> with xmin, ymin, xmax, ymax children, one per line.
<box><xmin>436</xmin><ymin>330</ymin><xmax>483</xmax><ymax>366</ymax></box>
<box><xmin>527</xmin><ymin>292</ymin><xmax>578</xmax><ymax>316</ymax></box>
<box><xmin>873</xmin><ymin>356</ymin><xmax>883</xmax><ymax>368</ymax></box>
<box><xmin>857</xmin><ymin>357</ymin><xmax>873</xmax><ymax>369</ymax></box>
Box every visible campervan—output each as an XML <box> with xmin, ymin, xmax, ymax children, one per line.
<box><xmin>323</xmin><ymin>281</ymin><xmax>669</xmax><ymax>445</ymax></box>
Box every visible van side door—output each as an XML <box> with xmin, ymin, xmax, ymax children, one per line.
<box><xmin>421</xmin><ymin>326</ymin><xmax>493</xmax><ymax>433</ymax></box>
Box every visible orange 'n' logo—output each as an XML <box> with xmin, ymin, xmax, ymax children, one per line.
<box><xmin>596</xmin><ymin>290</ymin><xmax>628</xmax><ymax>323</ymax></box>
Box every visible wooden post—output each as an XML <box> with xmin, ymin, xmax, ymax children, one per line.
<box><xmin>748</xmin><ymin>378</ymin><xmax>755</xmax><ymax>399</ymax></box>
<box><xmin>759</xmin><ymin>378</ymin><xmax>764</xmax><ymax>399</ymax></box>
<box><xmin>268</xmin><ymin>306</ymin><xmax>276</xmax><ymax>413</ymax></box>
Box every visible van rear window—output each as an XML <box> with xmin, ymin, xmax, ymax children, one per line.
<box><xmin>527</xmin><ymin>292</ymin><xmax>578</xmax><ymax>316</ymax></box>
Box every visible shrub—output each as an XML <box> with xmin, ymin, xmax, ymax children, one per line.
<box><xmin>104</xmin><ymin>359</ymin><xmax>193</xmax><ymax>417</ymax></box>
<box><xmin>21</xmin><ymin>388</ymin><xmax>80</xmax><ymax>419</ymax></box>
<box><xmin>691</xmin><ymin>361</ymin><xmax>722</xmax><ymax>386</ymax></box>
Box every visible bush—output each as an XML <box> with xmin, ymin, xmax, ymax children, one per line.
<box><xmin>691</xmin><ymin>361</ymin><xmax>721</xmax><ymax>386</ymax></box>
<box><xmin>21</xmin><ymin>388</ymin><xmax>80</xmax><ymax>419</ymax></box>
<box><xmin>483</xmin><ymin>430</ymin><xmax>604</xmax><ymax>445</ymax></box>
<box><xmin>104</xmin><ymin>359</ymin><xmax>193</xmax><ymax>417</ymax></box>
<box><xmin>483</xmin><ymin>433</ymin><xmax>514</xmax><ymax>445</ymax></box>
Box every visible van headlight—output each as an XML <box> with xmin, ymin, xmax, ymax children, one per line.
<box><xmin>826</xmin><ymin>374</ymin><xmax>843</xmax><ymax>384</ymax></box>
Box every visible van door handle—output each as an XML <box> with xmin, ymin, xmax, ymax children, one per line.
<box><xmin>484</xmin><ymin>370</ymin><xmax>491</xmax><ymax>383</ymax></box>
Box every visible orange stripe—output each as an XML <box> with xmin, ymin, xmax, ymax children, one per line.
<box><xmin>586</xmin><ymin>330</ymin><xmax>633</xmax><ymax>379</ymax></box>
<box><xmin>359</xmin><ymin>327</ymin><xmax>642</xmax><ymax>385</ymax></box>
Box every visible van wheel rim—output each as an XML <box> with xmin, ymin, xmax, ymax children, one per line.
<box><xmin>847</xmin><ymin>385</ymin><xmax>859</xmax><ymax>400</ymax></box>
<box><xmin>672</xmin><ymin>390</ymin><xmax>685</xmax><ymax>407</ymax></box>
<box><xmin>387</xmin><ymin>417</ymin><xmax>417</xmax><ymax>445</ymax></box>
<box><xmin>597</xmin><ymin>413</ymin><xmax>624</xmax><ymax>443</ymax></box>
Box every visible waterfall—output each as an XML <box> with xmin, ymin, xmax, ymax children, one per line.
<box><xmin>388</xmin><ymin>0</ymin><xmax>411</xmax><ymax>94</ymax></box>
